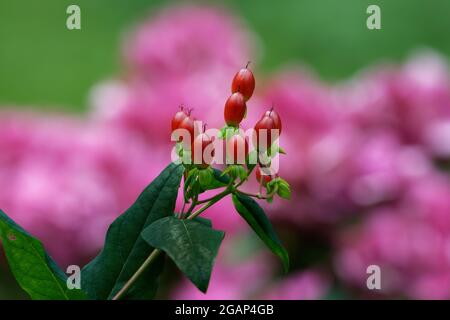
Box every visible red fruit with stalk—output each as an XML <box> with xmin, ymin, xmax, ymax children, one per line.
<box><xmin>263</xmin><ymin>108</ymin><xmax>282</xmax><ymax>134</ymax></box>
<box><xmin>224</xmin><ymin>92</ymin><xmax>246</xmax><ymax>127</ymax></box>
<box><xmin>171</xmin><ymin>105</ymin><xmax>190</xmax><ymax>131</ymax></box>
<box><xmin>191</xmin><ymin>125</ymin><xmax>215</xmax><ymax>168</ymax></box>
<box><xmin>254</xmin><ymin>114</ymin><xmax>277</xmax><ymax>150</ymax></box>
<box><xmin>177</xmin><ymin>115</ymin><xmax>197</xmax><ymax>145</ymax></box>
<box><xmin>226</xmin><ymin>134</ymin><xmax>249</xmax><ymax>164</ymax></box>
<box><xmin>231</xmin><ymin>62</ymin><xmax>255</xmax><ymax>101</ymax></box>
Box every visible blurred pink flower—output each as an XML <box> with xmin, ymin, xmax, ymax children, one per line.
<box><xmin>261</xmin><ymin>270</ymin><xmax>330</xmax><ymax>300</ymax></box>
<box><xmin>172</xmin><ymin>251</ymin><xmax>273</xmax><ymax>300</ymax></box>
<box><xmin>335</xmin><ymin>175</ymin><xmax>450</xmax><ymax>299</ymax></box>
<box><xmin>123</xmin><ymin>5</ymin><xmax>255</xmax><ymax>81</ymax></box>
<box><xmin>0</xmin><ymin>111</ymin><xmax>166</xmax><ymax>266</ymax></box>
<box><xmin>91</xmin><ymin>5</ymin><xmax>259</xmax><ymax>149</ymax></box>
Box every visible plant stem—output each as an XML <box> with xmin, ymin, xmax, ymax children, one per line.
<box><xmin>197</xmin><ymin>189</ymin><xmax>227</xmax><ymax>204</ymax></box>
<box><xmin>111</xmin><ymin>167</ymin><xmax>256</xmax><ymax>300</ymax></box>
<box><xmin>183</xmin><ymin>194</ymin><xmax>197</xmax><ymax>218</ymax></box>
<box><xmin>236</xmin><ymin>189</ymin><xmax>265</xmax><ymax>199</ymax></box>
<box><xmin>112</xmin><ymin>248</ymin><xmax>162</xmax><ymax>300</ymax></box>
<box><xmin>187</xmin><ymin>190</ymin><xmax>230</xmax><ymax>220</ymax></box>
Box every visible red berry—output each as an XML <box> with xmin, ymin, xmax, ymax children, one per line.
<box><xmin>254</xmin><ymin>115</ymin><xmax>277</xmax><ymax>150</ymax></box>
<box><xmin>255</xmin><ymin>166</ymin><xmax>277</xmax><ymax>186</ymax></box>
<box><xmin>226</xmin><ymin>134</ymin><xmax>249</xmax><ymax>164</ymax></box>
<box><xmin>264</xmin><ymin>109</ymin><xmax>282</xmax><ymax>134</ymax></box>
<box><xmin>178</xmin><ymin>116</ymin><xmax>197</xmax><ymax>145</ymax></box>
<box><xmin>224</xmin><ymin>92</ymin><xmax>246</xmax><ymax>127</ymax></box>
<box><xmin>192</xmin><ymin>133</ymin><xmax>215</xmax><ymax>168</ymax></box>
<box><xmin>171</xmin><ymin>107</ymin><xmax>189</xmax><ymax>131</ymax></box>
<box><xmin>231</xmin><ymin>65</ymin><xmax>255</xmax><ymax>101</ymax></box>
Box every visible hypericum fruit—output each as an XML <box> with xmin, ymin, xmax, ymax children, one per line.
<box><xmin>192</xmin><ymin>131</ymin><xmax>215</xmax><ymax>168</ymax></box>
<box><xmin>254</xmin><ymin>114</ymin><xmax>277</xmax><ymax>150</ymax></box>
<box><xmin>224</xmin><ymin>92</ymin><xmax>246</xmax><ymax>127</ymax></box>
<box><xmin>178</xmin><ymin>115</ymin><xmax>196</xmax><ymax>145</ymax></box>
<box><xmin>231</xmin><ymin>62</ymin><xmax>255</xmax><ymax>101</ymax></box>
<box><xmin>264</xmin><ymin>108</ymin><xmax>282</xmax><ymax>134</ymax></box>
<box><xmin>226</xmin><ymin>134</ymin><xmax>249</xmax><ymax>164</ymax></box>
<box><xmin>255</xmin><ymin>165</ymin><xmax>277</xmax><ymax>186</ymax></box>
<box><xmin>171</xmin><ymin>106</ymin><xmax>189</xmax><ymax>131</ymax></box>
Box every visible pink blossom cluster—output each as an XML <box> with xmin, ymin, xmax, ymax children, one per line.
<box><xmin>0</xmin><ymin>111</ymin><xmax>165</xmax><ymax>265</ymax></box>
<box><xmin>261</xmin><ymin>53</ymin><xmax>450</xmax><ymax>298</ymax></box>
<box><xmin>1</xmin><ymin>4</ymin><xmax>450</xmax><ymax>299</ymax></box>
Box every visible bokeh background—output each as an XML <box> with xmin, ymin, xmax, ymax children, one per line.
<box><xmin>1</xmin><ymin>0</ymin><xmax>450</xmax><ymax>299</ymax></box>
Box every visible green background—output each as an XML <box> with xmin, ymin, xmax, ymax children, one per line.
<box><xmin>0</xmin><ymin>0</ymin><xmax>449</xmax><ymax>113</ymax></box>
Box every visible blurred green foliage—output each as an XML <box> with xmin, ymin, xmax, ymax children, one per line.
<box><xmin>1</xmin><ymin>0</ymin><xmax>450</xmax><ymax>112</ymax></box>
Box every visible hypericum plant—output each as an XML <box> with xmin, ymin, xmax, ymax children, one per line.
<box><xmin>0</xmin><ymin>63</ymin><xmax>291</xmax><ymax>300</ymax></box>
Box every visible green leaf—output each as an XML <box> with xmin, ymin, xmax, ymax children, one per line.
<box><xmin>184</xmin><ymin>169</ymin><xmax>228</xmax><ymax>202</ymax></box>
<box><xmin>81</xmin><ymin>163</ymin><xmax>184</xmax><ymax>300</ymax></box>
<box><xmin>0</xmin><ymin>210</ymin><xmax>87</xmax><ymax>300</ymax></box>
<box><xmin>212</xmin><ymin>168</ymin><xmax>231</xmax><ymax>186</ymax></box>
<box><xmin>231</xmin><ymin>194</ymin><xmax>289</xmax><ymax>272</ymax></box>
<box><xmin>277</xmin><ymin>179</ymin><xmax>291</xmax><ymax>200</ymax></box>
<box><xmin>193</xmin><ymin>217</ymin><xmax>213</xmax><ymax>228</ymax></box>
<box><xmin>266</xmin><ymin>179</ymin><xmax>278</xmax><ymax>196</ymax></box>
<box><xmin>236</xmin><ymin>165</ymin><xmax>248</xmax><ymax>182</ymax></box>
<box><xmin>278</xmin><ymin>146</ymin><xmax>287</xmax><ymax>155</ymax></box>
<box><xmin>142</xmin><ymin>216</ymin><xmax>224</xmax><ymax>293</ymax></box>
<box><xmin>222</xmin><ymin>165</ymin><xmax>247</xmax><ymax>182</ymax></box>
<box><xmin>198</xmin><ymin>167</ymin><xmax>214</xmax><ymax>190</ymax></box>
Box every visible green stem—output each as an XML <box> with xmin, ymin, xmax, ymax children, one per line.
<box><xmin>111</xmin><ymin>167</ymin><xmax>255</xmax><ymax>300</ymax></box>
<box><xmin>111</xmin><ymin>248</ymin><xmax>161</xmax><ymax>300</ymax></box>
<box><xmin>187</xmin><ymin>190</ymin><xmax>230</xmax><ymax>220</ymax></box>
<box><xmin>196</xmin><ymin>188</ymin><xmax>229</xmax><ymax>204</ymax></box>
<box><xmin>183</xmin><ymin>194</ymin><xmax>198</xmax><ymax>218</ymax></box>
<box><xmin>236</xmin><ymin>189</ymin><xmax>265</xmax><ymax>199</ymax></box>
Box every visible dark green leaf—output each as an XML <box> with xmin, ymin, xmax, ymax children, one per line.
<box><xmin>0</xmin><ymin>210</ymin><xmax>87</xmax><ymax>300</ymax></box>
<box><xmin>193</xmin><ymin>217</ymin><xmax>213</xmax><ymax>228</ymax></box>
<box><xmin>212</xmin><ymin>168</ymin><xmax>230</xmax><ymax>186</ymax></box>
<box><xmin>232</xmin><ymin>194</ymin><xmax>289</xmax><ymax>272</ymax></box>
<box><xmin>142</xmin><ymin>216</ymin><xmax>224</xmax><ymax>293</ymax></box>
<box><xmin>81</xmin><ymin>163</ymin><xmax>184</xmax><ymax>300</ymax></box>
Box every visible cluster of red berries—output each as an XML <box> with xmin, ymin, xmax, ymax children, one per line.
<box><xmin>171</xmin><ymin>63</ymin><xmax>284</xmax><ymax>188</ymax></box>
<box><xmin>224</xmin><ymin>62</ymin><xmax>255</xmax><ymax>127</ymax></box>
